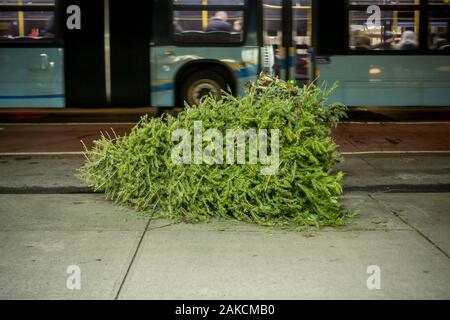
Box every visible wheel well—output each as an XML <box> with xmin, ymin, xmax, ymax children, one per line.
<box><xmin>175</xmin><ymin>61</ymin><xmax>237</xmax><ymax>106</ymax></box>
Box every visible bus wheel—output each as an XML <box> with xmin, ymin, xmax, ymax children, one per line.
<box><xmin>180</xmin><ymin>71</ymin><xmax>227</xmax><ymax>107</ymax></box>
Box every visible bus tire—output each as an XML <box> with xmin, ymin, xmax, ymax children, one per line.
<box><xmin>180</xmin><ymin>71</ymin><xmax>227</xmax><ymax>107</ymax></box>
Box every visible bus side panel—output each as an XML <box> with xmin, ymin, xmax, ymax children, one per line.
<box><xmin>316</xmin><ymin>56</ymin><xmax>450</xmax><ymax>107</ymax></box>
<box><xmin>0</xmin><ymin>48</ymin><xmax>64</xmax><ymax>108</ymax></box>
<box><xmin>150</xmin><ymin>46</ymin><xmax>259</xmax><ymax>107</ymax></box>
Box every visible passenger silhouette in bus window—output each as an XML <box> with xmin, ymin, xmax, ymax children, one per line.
<box><xmin>395</xmin><ymin>30</ymin><xmax>418</xmax><ymax>50</ymax></box>
<box><xmin>206</xmin><ymin>11</ymin><xmax>233</xmax><ymax>32</ymax></box>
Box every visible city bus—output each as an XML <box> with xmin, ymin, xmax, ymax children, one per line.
<box><xmin>0</xmin><ymin>0</ymin><xmax>449</xmax><ymax>109</ymax></box>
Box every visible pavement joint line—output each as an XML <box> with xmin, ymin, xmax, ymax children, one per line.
<box><xmin>390</xmin><ymin>210</ymin><xmax>450</xmax><ymax>260</ymax></box>
<box><xmin>114</xmin><ymin>217</ymin><xmax>152</xmax><ymax>300</ymax></box>
<box><xmin>368</xmin><ymin>194</ymin><xmax>450</xmax><ymax>260</ymax></box>
<box><xmin>147</xmin><ymin>222</ymin><xmax>175</xmax><ymax>231</ymax></box>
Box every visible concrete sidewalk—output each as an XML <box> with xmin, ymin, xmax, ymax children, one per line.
<box><xmin>0</xmin><ymin>154</ymin><xmax>449</xmax><ymax>299</ymax></box>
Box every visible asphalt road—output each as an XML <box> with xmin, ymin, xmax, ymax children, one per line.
<box><xmin>1</xmin><ymin>122</ymin><xmax>450</xmax><ymax>154</ymax></box>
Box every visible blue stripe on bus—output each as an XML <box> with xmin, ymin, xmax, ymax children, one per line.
<box><xmin>1</xmin><ymin>66</ymin><xmax>259</xmax><ymax>98</ymax></box>
<box><xmin>151</xmin><ymin>82</ymin><xmax>174</xmax><ymax>92</ymax></box>
<box><xmin>151</xmin><ymin>66</ymin><xmax>259</xmax><ymax>92</ymax></box>
<box><xmin>0</xmin><ymin>94</ymin><xmax>64</xmax><ymax>99</ymax></box>
<box><xmin>235</xmin><ymin>68</ymin><xmax>259</xmax><ymax>78</ymax></box>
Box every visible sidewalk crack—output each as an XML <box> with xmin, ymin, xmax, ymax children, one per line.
<box><xmin>368</xmin><ymin>194</ymin><xmax>450</xmax><ymax>259</ymax></box>
<box><xmin>114</xmin><ymin>217</ymin><xmax>152</xmax><ymax>300</ymax></box>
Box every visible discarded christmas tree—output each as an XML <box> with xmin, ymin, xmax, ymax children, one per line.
<box><xmin>79</xmin><ymin>73</ymin><xmax>349</xmax><ymax>228</ymax></box>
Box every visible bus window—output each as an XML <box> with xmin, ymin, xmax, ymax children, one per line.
<box><xmin>172</xmin><ymin>0</ymin><xmax>245</xmax><ymax>44</ymax></box>
<box><xmin>349</xmin><ymin>10</ymin><xmax>420</xmax><ymax>51</ymax></box>
<box><xmin>429</xmin><ymin>11</ymin><xmax>450</xmax><ymax>51</ymax></box>
<box><xmin>0</xmin><ymin>0</ymin><xmax>55</xmax><ymax>41</ymax></box>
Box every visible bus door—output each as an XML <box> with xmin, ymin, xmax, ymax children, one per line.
<box><xmin>109</xmin><ymin>0</ymin><xmax>150</xmax><ymax>107</ymax></box>
<box><xmin>262</xmin><ymin>0</ymin><xmax>312</xmax><ymax>85</ymax></box>
<box><xmin>63</xmin><ymin>0</ymin><xmax>107</xmax><ymax>107</ymax></box>
<box><xmin>63</xmin><ymin>0</ymin><xmax>151</xmax><ymax>108</ymax></box>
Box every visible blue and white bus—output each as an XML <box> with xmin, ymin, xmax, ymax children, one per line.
<box><xmin>0</xmin><ymin>0</ymin><xmax>449</xmax><ymax>109</ymax></box>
